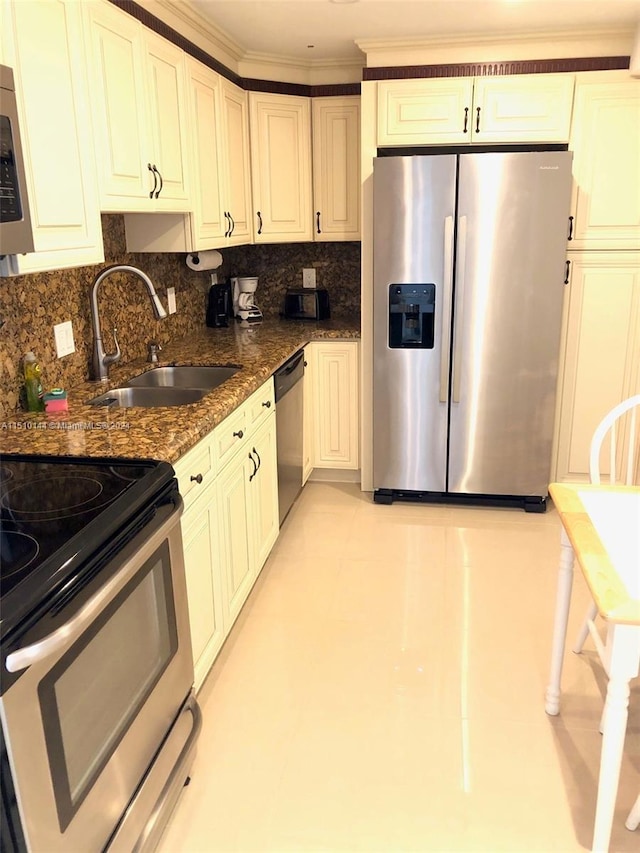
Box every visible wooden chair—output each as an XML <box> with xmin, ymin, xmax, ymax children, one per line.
<box><xmin>572</xmin><ymin>394</ymin><xmax>640</xmax><ymax>844</ymax></box>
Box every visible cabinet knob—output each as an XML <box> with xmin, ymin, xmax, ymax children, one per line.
<box><xmin>475</xmin><ymin>106</ymin><xmax>481</xmax><ymax>133</ymax></box>
<box><xmin>257</xmin><ymin>211</ymin><xmax>263</xmax><ymax>235</ymax></box>
<box><xmin>262</xmin><ymin>400</ymin><xmax>271</xmax><ymax>408</ymax></box>
<box><xmin>148</xmin><ymin>163</ymin><xmax>157</xmax><ymax>199</ymax></box>
<box><xmin>567</xmin><ymin>216</ymin><xmax>574</xmax><ymax>241</ymax></box>
<box><xmin>463</xmin><ymin>107</ymin><xmax>469</xmax><ymax>133</ymax></box>
<box><xmin>233</xmin><ymin>429</ymin><xmax>244</xmax><ymax>439</ymax></box>
<box><xmin>564</xmin><ymin>259</ymin><xmax>571</xmax><ymax>285</ymax></box>
<box><xmin>190</xmin><ymin>473</ymin><xmax>203</xmax><ymax>484</ymax></box>
<box><xmin>316</xmin><ymin>211</ymin><xmax>321</xmax><ymax>234</ymax></box>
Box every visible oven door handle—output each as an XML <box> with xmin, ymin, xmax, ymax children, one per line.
<box><xmin>5</xmin><ymin>499</ymin><xmax>183</xmax><ymax>674</ymax></box>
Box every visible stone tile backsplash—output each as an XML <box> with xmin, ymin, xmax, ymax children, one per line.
<box><xmin>0</xmin><ymin>215</ymin><xmax>360</xmax><ymax>419</ymax></box>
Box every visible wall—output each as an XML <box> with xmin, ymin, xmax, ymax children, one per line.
<box><xmin>0</xmin><ymin>216</ymin><xmax>360</xmax><ymax>419</ymax></box>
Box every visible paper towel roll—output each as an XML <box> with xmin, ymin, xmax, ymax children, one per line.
<box><xmin>186</xmin><ymin>250</ymin><xmax>223</xmax><ymax>271</ymax></box>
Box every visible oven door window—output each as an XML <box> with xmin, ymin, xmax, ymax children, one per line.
<box><xmin>37</xmin><ymin>541</ymin><xmax>177</xmax><ymax>831</ymax></box>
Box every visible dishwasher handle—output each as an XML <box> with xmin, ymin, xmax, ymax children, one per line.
<box><xmin>274</xmin><ymin>350</ymin><xmax>305</xmax><ymax>402</ymax></box>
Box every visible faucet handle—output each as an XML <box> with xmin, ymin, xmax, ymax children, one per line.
<box><xmin>104</xmin><ymin>326</ymin><xmax>121</xmax><ymax>367</ymax></box>
<box><xmin>147</xmin><ymin>340</ymin><xmax>162</xmax><ymax>363</ymax></box>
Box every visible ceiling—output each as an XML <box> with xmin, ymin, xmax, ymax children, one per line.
<box><xmin>187</xmin><ymin>0</ymin><xmax>640</xmax><ymax>63</ymax></box>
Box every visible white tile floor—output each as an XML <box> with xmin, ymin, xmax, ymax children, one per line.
<box><xmin>158</xmin><ymin>483</ymin><xmax>640</xmax><ymax>853</ymax></box>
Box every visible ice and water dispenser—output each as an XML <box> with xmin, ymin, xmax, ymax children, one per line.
<box><xmin>388</xmin><ymin>284</ymin><xmax>436</xmax><ymax>348</ymax></box>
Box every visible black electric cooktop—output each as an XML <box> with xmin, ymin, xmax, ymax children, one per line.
<box><xmin>0</xmin><ymin>453</ymin><xmax>176</xmax><ymax>642</ymax></box>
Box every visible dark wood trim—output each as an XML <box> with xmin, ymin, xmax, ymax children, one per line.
<box><xmin>109</xmin><ymin>0</ymin><xmax>360</xmax><ymax>96</ymax></box>
<box><xmin>363</xmin><ymin>56</ymin><xmax>630</xmax><ymax>81</ymax></box>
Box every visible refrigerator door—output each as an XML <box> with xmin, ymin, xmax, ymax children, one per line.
<box><xmin>373</xmin><ymin>155</ymin><xmax>456</xmax><ymax>492</ymax></box>
<box><xmin>448</xmin><ymin>151</ymin><xmax>573</xmax><ymax>497</ymax></box>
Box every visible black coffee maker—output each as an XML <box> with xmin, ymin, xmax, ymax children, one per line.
<box><xmin>206</xmin><ymin>281</ymin><xmax>232</xmax><ymax>327</ymax></box>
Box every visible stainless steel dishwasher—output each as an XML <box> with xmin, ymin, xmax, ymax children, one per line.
<box><xmin>274</xmin><ymin>349</ymin><xmax>305</xmax><ymax>525</ymax></box>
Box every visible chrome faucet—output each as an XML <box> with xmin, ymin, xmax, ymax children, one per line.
<box><xmin>90</xmin><ymin>264</ymin><xmax>167</xmax><ymax>381</ymax></box>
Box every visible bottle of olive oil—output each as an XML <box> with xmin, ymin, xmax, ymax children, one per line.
<box><xmin>23</xmin><ymin>351</ymin><xmax>44</xmax><ymax>412</ymax></box>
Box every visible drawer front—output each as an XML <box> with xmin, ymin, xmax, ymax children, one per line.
<box><xmin>245</xmin><ymin>378</ymin><xmax>275</xmax><ymax>432</ymax></box>
<box><xmin>173</xmin><ymin>438</ymin><xmax>215</xmax><ymax>510</ymax></box>
<box><xmin>212</xmin><ymin>405</ymin><xmax>248</xmax><ymax>469</ymax></box>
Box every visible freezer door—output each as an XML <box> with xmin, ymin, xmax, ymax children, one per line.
<box><xmin>448</xmin><ymin>151</ymin><xmax>573</xmax><ymax>497</ymax></box>
<box><xmin>373</xmin><ymin>155</ymin><xmax>456</xmax><ymax>492</ymax></box>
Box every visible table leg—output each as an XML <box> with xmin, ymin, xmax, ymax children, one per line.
<box><xmin>591</xmin><ymin>624</ymin><xmax>640</xmax><ymax>852</ymax></box>
<box><xmin>545</xmin><ymin>527</ymin><xmax>574</xmax><ymax>716</ymax></box>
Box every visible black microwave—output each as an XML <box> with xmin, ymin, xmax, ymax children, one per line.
<box><xmin>283</xmin><ymin>288</ymin><xmax>330</xmax><ymax>320</ymax></box>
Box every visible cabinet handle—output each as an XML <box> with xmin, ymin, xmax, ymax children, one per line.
<box><xmin>248</xmin><ymin>452</ymin><xmax>257</xmax><ymax>482</ymax></box>
<box><xmin>233</xmin><ymin>429</ymin><xmax>244</xmax><ymax>439</ymax></box>
<box><xmin>228</xmin><ymin>211</ymin><xmax>235</xmax><ymax>236</ymax></box>
<box><xmin>224</xmin><ymin>212</ymin><xmax>230</xmax><ymax>238</ymax></box>
<box><xmin>463</xmin><ymin>107</ymin><xmax>469</xmax><ymax>133</ymax></box>
<box><xmin>257</xmin><ymin>211</ymin><xmax>263</xmax><ymax>235</ymax></box>
<box><xmin>567</xmin><ymin>215</ymin><xmax>574</xmax><ymax>241</ymax></box>
<box><xmin>261</xmin><ymin>400</ymin><xmax>271</xmax><ymax>408</ymax></box>
<box><xmin>190</xmin><ymin>473</ymin><xmax>203</xmax><ymax>484</ymax></box>
<box><xmin>564</xmin><ymin>259</ymin><xmax>571</xmax><ymax>285</ymax></box>
<box><xmin>475</xmin><ymin>107</ymin><xmax>481</xmax><ymax>133</ymax></box>
<box><xmin>154</xmin><ymin>166</ymin><xmax>163</xmax><ymax>198</ymax></box>
<box><xmin>253</xmin><ymin>447</ymin><xmax>261</xmax><ymax>471</ymax></box>
<box><xmin>148</xmin><ymin>163</ymin><xmax>157</xmax><ymax>199</ymax></box>
<box><xmin>316</xmin><ymin>211</ymin><xmax>321</xmax><ymax>234</ymax></box>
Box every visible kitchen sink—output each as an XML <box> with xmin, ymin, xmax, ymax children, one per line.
<box><xmin>126</xmin><ymin>365</ymin><xmax>241</xmax><ymax>389</ymax></box>
<box><xmin>88</xmin><ymin>387</ymin><xmax>206</xmax><ymax>408</ymax></box>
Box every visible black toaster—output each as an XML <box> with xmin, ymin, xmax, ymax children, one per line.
<box><xmin>283</xmin><ymin>288</ymin><xmax>330</xmax><ymax>320</ymax></box>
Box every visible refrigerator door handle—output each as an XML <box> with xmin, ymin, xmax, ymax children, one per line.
<box><xmin>439</xmin><ymin>215</ymin><xmax>455</xmax><ymax>403</ymax></box>
<box><xmin>452</xmin><ymin>215</ymin><xmax>468</xmax><ymax>404</ymax></box>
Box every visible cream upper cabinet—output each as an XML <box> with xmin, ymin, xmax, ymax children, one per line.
<box><xmin>219</xmin><ymin>79</ymin><xmax>253</xmax><ymax>245</ymax></box>
<box><xmin>553</xmin><ymin>252</ymin><xmax>640</xmax><ymax>484</ymax></box>
<box><xmin>308</xmin><ymin>341</ymin><xmax>360</xmax><ymax>470</ymax></box>
<box><xmin>312</xmin><ymin>97</ymin><xmax>360</xmax><ymax>241</ymax></box>
<box><xmin>568</xmin><ymin>72</ymin><xmax>640</xmax><ymax>251</ymax></box>
<box><xmin>249</xmin><ymin>92</ymin><xmax>313</xmax><ymax>243</ymax></box>
<box><xmin>184</xmin><ymin>57</ymin><xmax>226</xmax><ymax>248</ymax></box>
<box><xmin>0</xmin><ymin>0</ymin><xmax>103</xmax><ymax>275</ymax></box>
<box><xmin>377</xmin><ymin>74</ymin><xmax>574</xmax><ymax>146</ymax></box>
<box><xmin>85</xmin><ymin>0</ymin><xmax>189</xmax><ymax>212</ymax></box>
<box><xmin>378</xmin><ymin>78</ymin><xmax>474</xmax><ymax>145</ymax></box>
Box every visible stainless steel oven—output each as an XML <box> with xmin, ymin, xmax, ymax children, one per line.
<box><xmin>0</xmin><ymin>455</ymin><xmax>200</xmax><ymax>852</ymax></box>
<box><xmin>0</xmin><ymin>64</ymin><xmax>33</xmax><ymax>257</ymax></box>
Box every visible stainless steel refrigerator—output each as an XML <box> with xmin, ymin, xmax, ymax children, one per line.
<box><xmin>372</xmin><ymin>151</ymin><xmax>573</xmax><ymax>511</ymax></box>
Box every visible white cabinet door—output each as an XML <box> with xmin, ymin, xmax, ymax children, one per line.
<box><xmin>310</xmin><ymin>341</ymin><xmax>360</xmax><ymax>469</ymax></box>
<box><xmin>377</xmin><ymin>74</ymin><xmax>574</xmax><ymax>146</ymax></box>
<box><xmin>312</xmin><ymin>97</ymin><xmax>360</xmax><ymax>241</ymax></box>
<box><xmin>181</xmin><ymin>488</ymin><xmax>225</xmax><ymax>692</ymax></box>
<box><xmin>249</xmin><ymin>92</ymin><xmax>313</xmax><ymax>243</ymax></box>
<box><xmin>0</xmin><ymin>0</ymin><xmax>103</xmax><ymax>275</ymax></box>
<box><xmin>378</xmin><ymin>78</ymin><xmax>473</xmax><ymax>145</ymax></box>
<box><xmin>568</xmin><ymin>73</ymin><xmax>640</xmax><ymax>251</ymax></box>
<box><xmin>217</xmin><ymin>450</ymin><xmax>254</xmax><ymax>629</ymax></box>
<box><xmin>248</xmin><ymin>414</ymin><xmax>279</xmax><ymax>574</ymax></box>
<box><xmin>472</xmin><ymin>74</ymin><xmax>574</xmax><ymax>143</ymax></box>
<box><xmin>142</xmin><ymin>30</ymin><xmax>190</xmax><ymax>207</ymax></box>
<box><xmin>85</xmin><ymin>0</ymin><xmax>151</xmax><ymax>208</ymax></box>
<box><xmin>185</xmin><ymin>57</ymin><xmax>226</xmax><ymax>247</ymax></box>
<box><xmin>221</xmin><ymin>79</ymin><xmax>253</xmax><ymax>246</ymax></box>
<box><xmin>554</xmin><ymin>253</ymin><xmax>640</xmax><ymax>484</ymax></box>
<box><xmin>85</xmin><ymin>0</ymin><xmax>189</xmax><ymax>212</ymax></box>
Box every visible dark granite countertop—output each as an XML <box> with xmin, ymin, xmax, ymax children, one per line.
<box><xmin>0</xmin><ymin>319</ymin><xmax>360</xmax><ymax>463</ymax></box>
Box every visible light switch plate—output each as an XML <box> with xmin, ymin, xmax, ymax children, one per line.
<box><xmin>302</xmin><ymin>268</ymin><xmax>316</xmax><ymax>288</ymax></box>
<box><xmin>167</xmin><ymin>287</ymin><xmax>177</xmax><ymax>314</ymax></box>
<box><xmin>54</xmin><ymin>321</ymin><xmax>75</xmax><ymax>358</ymax></box>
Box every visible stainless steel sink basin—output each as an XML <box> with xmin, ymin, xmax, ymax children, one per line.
<box><xmin>88</xmin><ymin>387</ymin><xmax>205</xmax><ymax>408</ymax></box>
<box><xmin>126</xmin><ymin>365</ymin><xmax>241</xmax><ymax>390</ymax></box>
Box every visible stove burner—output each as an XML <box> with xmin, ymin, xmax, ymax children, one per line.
<box><xmin>1</xmin><ymin>475</ymin><xmax>108</xmax><ymax>520</ymax></box>
<box><xmin>0</xmin><ymin>530</ymin><xmax>39</xmax><ymax>577</ymax></box>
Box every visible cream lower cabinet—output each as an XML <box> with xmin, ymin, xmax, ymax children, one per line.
<box><xmin>0</xmin><ymin>0</ymin><xmax>104</xmax><ymax>275</ymax></box>
<box><xmin>174</xmin><ymin>378</ymin><xmax>278</xmax><ymax>690</ymax></box>
<box><xmin>249</xmin><ymin>92</ymin><xmax>313</xmax><ymax>243</ymax></box>
<box><xmin>377</xmin><ymin>73</ymin><xmax>574</xmax><ymax>146</ymax></box>
<box><xmin>568</xmin><ymin>72</ymin><xmax>640</xmax><ymax>251</ymax></box>
<box><xmin>306</xmin><ymin>341</ymin><xmax>360</xmax><ymax>470</ymax></box>
<box><xmin>553</xmin><ymin>253</ymin><xmax>640</xmax><ymax>484</ymax></box>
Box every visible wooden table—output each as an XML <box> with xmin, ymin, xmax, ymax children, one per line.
<box><xmin>544</xmin><ymin>483</ymin><xmax>640</xmax><ymax>852</ymax></box>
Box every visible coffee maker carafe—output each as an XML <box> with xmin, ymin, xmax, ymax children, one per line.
<box><xmin>231</xmin><ymin>277</ymin><xmax>263</xmax><ymax>323</ymax></box>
